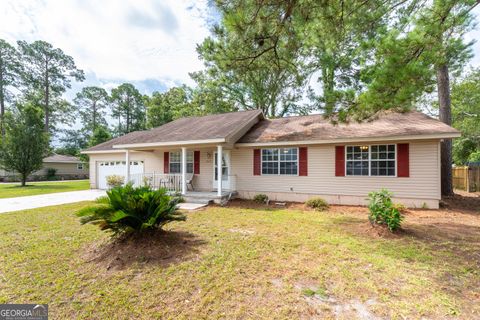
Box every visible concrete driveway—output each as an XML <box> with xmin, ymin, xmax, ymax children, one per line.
<box><xmin>0</xmin><ymin>189</ymin><xmax>206</xmax><ymax>213</ymax></box>
<box><xmin>0</xmin><ymin>189</ymin><xmax>106</xmax><ymax>213</ymax></box>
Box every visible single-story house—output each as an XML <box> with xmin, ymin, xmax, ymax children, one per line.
<box><xmin>0</xmin><ymin>154</ymin><xmax>89</xmax><ymax>181</ymax></box>
<box><xmin>82</xmin><ymin>110</ymin><xmax>460</xmax><ymax>208</ymax></box>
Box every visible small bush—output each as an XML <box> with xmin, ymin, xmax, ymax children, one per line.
<box><xmin>368</xmin><ymin>189</ymin><xmax>403</xmax><ymax>231</ymax></box>
<box><xmin>106</xmin><ymin>175</ymin><xmax>125</xmax><ymax>188</ymax></box>
<box><xmin>253</xmin><ymin>194</ymin><xmax>269</xmax><ymax>204</ymax></box>
<box><xmin>46</xmin><ymin>168</ymin><xmax>57</xmax><ymax>179</ymax></box>
<box><xmin>76</xmin><ymin>184</ymin><xmax>186</xmax><ymax>236</ymax></box>
<box><xmin>305</xmin><ymin>197</ymin><xmax>329</xmax><ymax>211</ymax></box>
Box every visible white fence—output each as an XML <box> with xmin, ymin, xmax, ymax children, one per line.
<box><xmin>129</xmin><ymin>173</ymin><xmax>183</xmax><ymax>193</ymax></box>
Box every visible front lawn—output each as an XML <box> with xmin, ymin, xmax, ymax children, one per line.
<box><xmin>0</xmin><ymin>180</ymin><xmax>89</xmax><ymax>198</ymax></box>
<box><xmin>0</xmin><ymin>200</ymin><xmax>478</xmax><ymax>319</ymax></box>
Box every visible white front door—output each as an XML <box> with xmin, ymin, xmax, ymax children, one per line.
<box><xmin>213</xmin><ymin>151</ymin><xmax>231</xmax><ymax>190</ymax></box>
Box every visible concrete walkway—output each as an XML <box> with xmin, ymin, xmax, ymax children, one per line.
<box><xmin>0</xmin><ymin>189</ymin><xmax>207</xmax><ymax>213</ymax></box>
<box><xmin>0</xmin><ymin>189</ymin><xmax>106</xmax><ymax>213</ymax></box>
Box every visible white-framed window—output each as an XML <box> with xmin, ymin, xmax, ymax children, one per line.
<box><xmin>346</xmin><ymin>144</ymin><xmax>396</xmax><ymax>176</ymax></box>
<box><xmin>261</xmin><ymin>148</ymin><xmax>298</xmax><ymax>175</ymax></box>
<box><xmin>169</xmin><ymin>151</ymin><xmax>194</xmax><ymax>174</ymax></box>
<box><xmin>77</xmin><ymin>163</ymin><xmax>84</xmax><ymax>170</ymax></box>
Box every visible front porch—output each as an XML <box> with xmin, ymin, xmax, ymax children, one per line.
<box><xmin>127</xmin><ymin>172</ymin><xmax>236</xmax><ymax>204</ymax></box>
<box><xmin>121</xmin><ymin>143</ymin><xmax>235</xmax><ymax>199</ymax></box>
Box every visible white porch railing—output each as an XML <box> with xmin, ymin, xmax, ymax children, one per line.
<box><xmin>129</xmin><ymin>173</ymin><xmax>183</xmax><ymax>193</ymax></box>
<box><xmin>128</xmin><ymin>173</ymin><xmax>237</xmax><ymax>193</ymax></box>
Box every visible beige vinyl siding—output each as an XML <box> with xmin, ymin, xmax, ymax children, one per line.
<box><xmin>231</xmin><ymin>140</ymin><xmax>441</xmax><ymax>201</ymax></box>
<box><xmin>88</xmin><ymin>148</ymin><xmax>216</xmax><ymax>190</ymax></box>
<box><xmin>39</xmin><ymin>163</ymin><xmax>88</xmax><ymax>176</ymax></box>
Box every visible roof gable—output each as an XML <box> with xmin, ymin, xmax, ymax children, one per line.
<box><xmin>85</xmin><ymin>110</ymin><xmax>263</xmax><ymax>152</ymax></box>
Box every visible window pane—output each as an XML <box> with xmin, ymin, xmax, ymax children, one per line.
<box><xmin>280</xmin><ymin>161</ymin><xmax>297</xmax><ymax>175</ymax></box>
<box><xmin>170</xmin><ymin>152</ymin><xmax>181</xmax><ymax>162</ymax></box>
<box><xmin>262</xmin><ymin>161</ymin><xmax>278</xmax><ymax>175</ymax></box>
<box><xmin>280</xmin><ymin>148</ymin><xmax>297</xmax><ymax>161</ymax></box>
<box><xmin>170</xmin><ymin>163</ymin><xmax>181</xmax><ymax>173</ymax></box>
<box><xmin>262</xmin><ymin>149</ymin><xmax>278</xmax><ymax>161</ymax></box>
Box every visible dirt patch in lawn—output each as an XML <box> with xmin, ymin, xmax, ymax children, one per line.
<box><xmin>82</xmin><ymin>230</ymin><xmax>207</xmax><ymax>271</ymax></box>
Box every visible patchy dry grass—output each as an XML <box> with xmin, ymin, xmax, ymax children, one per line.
<box><xmin>0</xmin><ymin>180</ymin><xmax>89</xmax><ymax>198</ymax></box>
<box><xmin>0</xmin><ymin>198</ymin><xmax>479</xmax><ymax>319</ymax></box>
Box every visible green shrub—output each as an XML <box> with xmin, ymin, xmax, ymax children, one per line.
<box><xmin>106</xmin><ymin>175</ymin><xmax>125</xmax><ymax>188</ymax></box>
<box><xmin>368</xmin><ymin>189</ymin><xmax>403</xmax><ymax>231</ymax></box>
<box><xmin>305</xmin><ymin>197</ymin><xmax>329</xmax><ymax>211</ymax></box>
<box><xmin>77</xmin><ymin>184</ymin><xmax>186</xmax><ymax>236</ymax></box>
<box><xmin>253</xmin><ymin>194</ymin><xmax>269</xmax><ymax>203</ymax></box>
<box><xmin>46</xmin><ymin>168</ymin><xmax>57</xmax><ymax>178</ymax></box>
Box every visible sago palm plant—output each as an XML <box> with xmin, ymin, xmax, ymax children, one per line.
<box><xmin>77</xmin><ymin>184</ymin><xmax>186</xmax><ymax>236</ymax></box>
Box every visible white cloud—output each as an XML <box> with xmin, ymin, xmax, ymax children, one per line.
<box><xmin>0</xmin><ymin>0</ymin><xmax>213</xmax><ymax>91</ymax></box>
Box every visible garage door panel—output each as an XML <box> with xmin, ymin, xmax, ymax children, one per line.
<box><xmin>97</xmin><ymin>161</ymin><xmax>144</xmax><ymax>189</ymax></box>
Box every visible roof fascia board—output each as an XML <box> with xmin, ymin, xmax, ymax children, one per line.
<box><xmin>81</xmin><ymin>149</ymin><xmax>129</xmax><ymax>154</ymax></box>
<box><xmin>112</xmin><ymin>138</ymin><xmax>226</xmax><ymax>149</ymax></box>
<box><xmin>234</xmin><ymin>132</ymin><xmax>461</xmax><ymax>147</ymax></box>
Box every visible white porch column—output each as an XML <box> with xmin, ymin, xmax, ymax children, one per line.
<box><xmin>125</xmin><ymin>149</ymin><xmax>130</xmax><ymax>184</ymax></box>
<box><xmin>217</xmin><ymin>145</ymin><xmax>223</xmax><ymax>196</ymax></box>
<box><xmin>181</xmin><ymin>147</ymin><xmax>187</xmax><ymax>195</ymax></box>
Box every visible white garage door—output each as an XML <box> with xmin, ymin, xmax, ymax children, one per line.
<box><xmin>97</xmin><ymin>160</ymin><xmax>144</xmax><ymax>189</ymax></box>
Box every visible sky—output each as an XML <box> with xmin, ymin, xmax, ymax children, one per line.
<box><xmin>0</xmin><ymin>1</ymin><xmax>479</xmax><ymax>99</ymax></box>
<box><xmin>0</xmin><ymin>0</ymin><xmax>217</xmax><ymax>97</ymax></box>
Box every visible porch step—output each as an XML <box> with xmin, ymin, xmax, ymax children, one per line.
<box><xmin>182</xmin><ymin>196</ymin><xmax>213</xmax><ymax>205</ymax></box>
<box><xmin>182</xmin><ymin>191</ymin><xmax>237</xmax><ymax>205</ymax></box>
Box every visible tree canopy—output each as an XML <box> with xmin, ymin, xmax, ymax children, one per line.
<box><xmin>0</xmin><ymin>102</ymin><xmax>49</xmax><ymax>185</ymax></box>
<box><xmin>111</xmin><ymin>83</ymin><xmax>146</xmax><ymax>135</ymax></box>
<box><xmin>17</xmin><ymin>40</ymin><xmax>85</xmax><ymax>133</ymax></box>
<box><xmin>451</xmin><ymin>68</ymin><xmax>480</xmax><ymax>164</ymax></box>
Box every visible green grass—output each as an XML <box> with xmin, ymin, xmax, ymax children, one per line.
<box><xmin>0</xmin><ymin>180</ymin><xmax>89</xmax><ymax>198</ymax></box>
<box><xmin>0</xmin><ymin>203</ymin><xmax>478</xmax><ymax>319</ymax></box>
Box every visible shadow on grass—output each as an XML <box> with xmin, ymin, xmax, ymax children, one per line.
<box><xmin>83</xmin><ymin>230</ymin><xmax>206</xmax><ymax>271</ymax></box>
<box><xmin>442</xmin><ymin>193</ymin><xmax>480</xmax><ymax>216</ymax></box>
<box><xmin>8</xmin><ymin>184</ymin><xmax>71</xmax><ymax>190</ymax></box>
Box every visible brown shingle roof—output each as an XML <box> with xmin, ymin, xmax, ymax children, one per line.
<box><xmin>85</xmin><ymin>110</ymin><xmax>263</xmax><ymax>151</ymax></box>
<box><xmin>44</xmin><ymin>154</ymin><xmax>82</xmax><ymax>163</ymax></box>
<box><xmin>238</xmin><ymin>111</ymin><xmax>460</xmax><ymax>144</ymax></box>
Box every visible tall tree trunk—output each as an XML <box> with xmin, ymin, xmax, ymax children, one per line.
<box><xmin>0</xmin><ymin>62</ymin><xmax>5</xmax><ymax>137</ymax></box>
<box><xmin>0</xmin><ymin>79</ymin><xmax>4</xmax><ymax>137</ymax></box>
<box><xmin>44</xmin><ymin>62</ymin><xmax>50</xmax><ymax>133</ymax></box>
<box><xmin>92</xmin><ymin>101</ymin><xmax>97</xmax><ymax>133</ymax></box>
<box><xmin>126</xmin><ymin>96</ymin><xmax>130</xmax><ymax>133</ymax></box>
<box><xmin>21</xmin><ymin>173</ymin><xmax>27</xmax><ymax>187</ymax></box>
<box><xmin>322</xmin><ymin>65</ymin><xmax>336</xmax><ymax>114</ymax></box>
<box><xmin>436</xmin><ymin>63</ymin><xmax>453</xmax><ymax>196</ymax></box>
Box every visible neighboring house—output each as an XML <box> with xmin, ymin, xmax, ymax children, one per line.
<box><xmin>82</xmin><ymin>110</ymin><xmax>460</xmax><ymax>208</ymax></box>
<box><xmin>0</xmin><ymin>154</ymin><xmax>89</xmax><ymax>181</ymax></box>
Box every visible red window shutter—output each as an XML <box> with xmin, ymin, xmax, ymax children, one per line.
<box><xmin>299</xmin><ymin>147</ymin><xmax>308</xmax><ymax>176</ymax></box>
<box><xmin>194</xmin><ymin>151</ymin><xmax>200</xmax><ymax>174</ymax></box>
<box><xmin>335</xmin><ymin>146</ymin><xmax>345</xmax><ymax>176</ymax></box>
<box><xmin>397</xmin><ymin>143</ymin><xmax>409</xmax><ymax>177</ymax></box>
<box><xmin>253</xmin><ymin>149</ymin><xmax>261</xmax><ymax>175</ymax></box>
<box><xmin>163</xmin><ymin>152</ymin><xmax>169</xmax><ymax>173</ymax></box>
